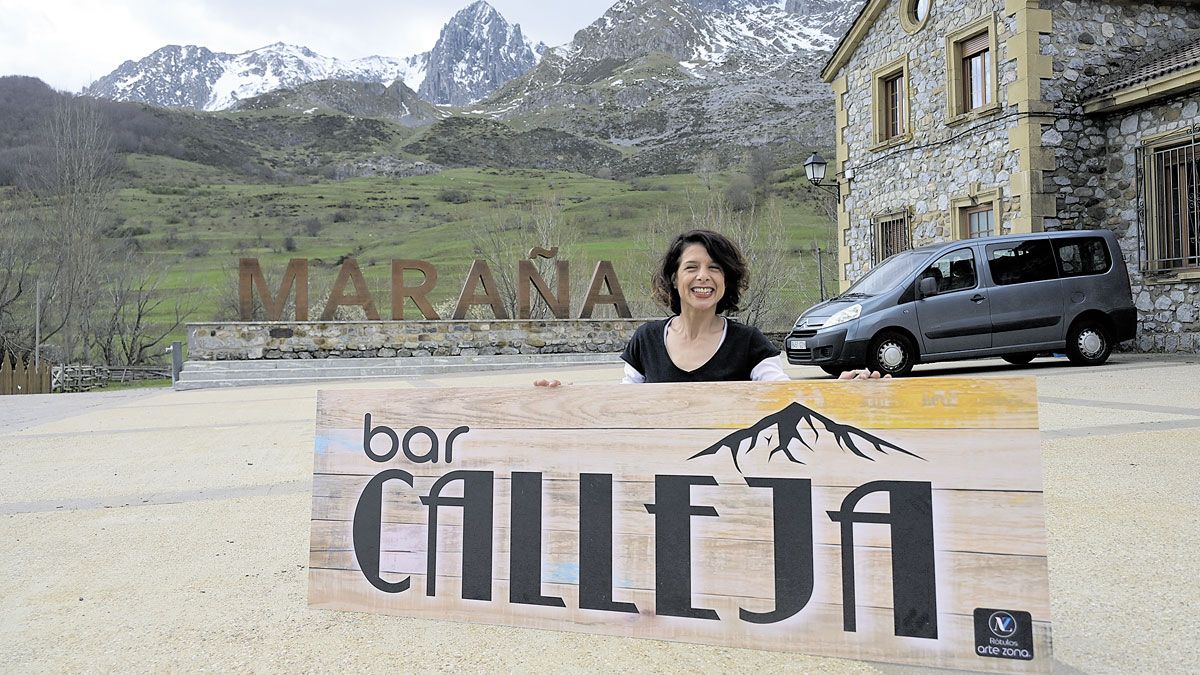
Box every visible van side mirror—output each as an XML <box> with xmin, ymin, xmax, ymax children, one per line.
<box><xmin>918</xmin><ymin>277</ymin><xmax>938</xmax><ymax>298</ymax></box>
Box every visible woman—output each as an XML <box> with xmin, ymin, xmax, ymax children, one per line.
<box><xmin>536</xmin><ymin>229</ymin><xmax>883</xmax><ymax>386</ymax></box>
<box><xmin>620</xmin><ymin>229</ymin><xmax>786</xmax><ymax>383</ymax></box>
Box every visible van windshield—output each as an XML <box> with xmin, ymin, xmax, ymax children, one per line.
<box><xmin>840</xmin><ymin>250</ymin><xmax>929</xmax><ymax>297</ymax></box>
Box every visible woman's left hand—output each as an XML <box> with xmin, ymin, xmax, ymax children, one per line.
<box><xmin>838</xmin><ymin>369</ymin><xmax>892</xmax><ymax>380</ymax></box>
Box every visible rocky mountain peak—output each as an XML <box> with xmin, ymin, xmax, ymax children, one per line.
<box><xmin>418</xmin><ymin>0</ymin><xmax>540</xmax><ymax>106</ymax></box>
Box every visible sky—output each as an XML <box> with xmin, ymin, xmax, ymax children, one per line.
<box><xmin>0</xmin><ymin>0</ymin><xmax>616</xmax><ymax>93</ymax></box>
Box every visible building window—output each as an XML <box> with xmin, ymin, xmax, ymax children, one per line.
<box><xmin>874</xmin><ymin>211</ymin><xmax>912</xmax><ymax>263</ymax></box>
<box><xmin>1141</xmin><ymin>133</ymin><xmax>1200</xmax><ymax>273</ymax></box>
<box><xmin>872</xmin><ymin>58</ymin><xmax>910</xmax><ymax>147</ymax></box>
<box><xmin>952</xmin><ymin>187</ymin><xmax>1002</xmax><ymax>239</ymax></box>
<box><xmin>961</xmin><ymin>33</ymin><xmax>993</xmax><ymax>112</ymax></box>
<box><xmin>885</xmin><ymin>73</ymin><xmax>906</xmax><ymax>138</ymax></box>
<box><xmin>899</xmin><ymin>0</ymin><xmax>932</xmax><ymax>33</ymax></box>
<box><xmin>946</xmin><ymin>19</ymin><xmax>998</xmax><ymax>121</ymax></box>
<box><xmin>964</xmin><ymin>203</ymin><xmax>995</xmax><ymax>238</ymax></box>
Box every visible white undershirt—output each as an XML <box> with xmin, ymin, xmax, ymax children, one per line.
<box><xmin>621</xmin><ymin>318</ymin><xmax>790</xmax><ymax>383</ymax></box>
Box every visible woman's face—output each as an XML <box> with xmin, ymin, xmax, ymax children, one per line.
<box><xmin>674</xmin><ymin>243</ymin><xmax>725</xmax><ymax>313</ymax></box>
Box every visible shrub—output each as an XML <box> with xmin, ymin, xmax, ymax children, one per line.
<box><xmin>283</xmin><ymin>236</ymin><xmax>297</xmax><ymax>252</ymax></box>
<box><xmin>301</xmin><ymin>216</ymin><xmax>323</xmax><ymax>235</ymax></box>
<box><xmin>724</xmin><ymin>175</ymin><xmax>756</xmax><ymax>212</ymax></box>
<box><xmin>436</xmin><ymin>188</ymin><xmax>470</xmax><ymax>204</ymax></box>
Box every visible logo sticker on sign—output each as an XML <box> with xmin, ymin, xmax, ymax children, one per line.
<box><xmin>974</xmin><ymin>608</ymin><xmax>1035</xmax><ymax>660</ymax></box>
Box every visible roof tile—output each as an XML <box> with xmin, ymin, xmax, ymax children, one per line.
<box><xmin>1094</xmin><ymin>39</ymin><xmax>1200</xmax><ymax>96</ymax></box>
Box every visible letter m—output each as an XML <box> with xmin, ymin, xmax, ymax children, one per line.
<box><xmin>239</xmin><ymin>258</ymin><xmax>308</xmax><ymax>320</ymax></box>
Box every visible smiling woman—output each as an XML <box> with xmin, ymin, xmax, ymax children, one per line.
<box><xmin>531</xmin><ymin>229</ymin><xmax>886</xmax><ymax>387</ymax></box>
<box><xmin>619</xmin><ymin>229</ymin><xmax>788</xmax><ymax>384</ymax></box>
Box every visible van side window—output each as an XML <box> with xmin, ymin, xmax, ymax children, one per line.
<box><xmin>921</xmin><ymin>248</ymin><xmax>976</xmax><ymax>293</ymax></box>
<box><xmin>987</xmin><ymin>239</ymin><xmax>1056</xmax><ymax>285</ymax></box>
<box><xmin>1055</xmin><ymin>237</ymin><xmax>1112</xmax><ymax>276</ymax></box>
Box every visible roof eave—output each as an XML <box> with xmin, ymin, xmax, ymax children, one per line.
<box><xmin>821</xmin><ymin>0</ymin><xmax>889</xmax><ymax>83</ymax></box>
<box><xmin>1084</xmin><ymin>63</ymin><xmax>1200</xmax><ymax>115</ymax></box>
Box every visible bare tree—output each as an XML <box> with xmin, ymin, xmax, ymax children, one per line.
<box><xmin>24</xmin><ymin>96</ymin><xmax>117</xmax><ymax>363</ymax></box>
<box><xmin>696</xmin><ymin>151</ymin><xmax>720</xmax><ymax>192</ymax></box>
<box><xmin>469</xmin><ymin>197</ymin><xmax>578</xmax><ymax>319</ymax></box>
<box><xmin>746</xmin><ymin>146</ymin><xmax>777</xmax><ymax>192</ymax></box>
<box><xmin>0</xmin><ymin>208</ymin><xmax>36</xmax><ymax>361</ymax></box>
<box><xmin>89</xmin><ymin>252</ymin><xmax>196</xmax><ymax>366</ymax></box>
<box><xmin>687</xmin><ymin>194</ymin><xmax>791</xmax><ymax>329</ymax></box>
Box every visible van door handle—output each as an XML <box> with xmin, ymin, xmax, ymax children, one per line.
<box><xmin>970</xmin><ymin>294</ymin><xmax>986</xmax><ymax>303</ymax></box>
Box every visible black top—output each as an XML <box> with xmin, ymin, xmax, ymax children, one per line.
<box><xmin>620</xmin><ymin>317</ymin><xmax>780</xmax><ymax>383</ymax></box>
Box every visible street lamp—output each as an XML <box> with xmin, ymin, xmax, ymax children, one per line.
<box><xmin>804</xmin><ymin>152</ymin><xmax>827</xmax><ymax>185</ymax></box>
<box><xmin>804</xmin><ymin>152</ymin><xmax>839</xmax><ymax>196</ymax></box>
<box><xmin>804</xmin><ymin>152</ymin><xmax>837</xmax><ymax>301</ymax></box>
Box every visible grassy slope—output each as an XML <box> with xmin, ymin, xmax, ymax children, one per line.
<box><xmin>110</xmin><ymin>155</ymin><xmax>834</xmax><ymax>347</ymax></box>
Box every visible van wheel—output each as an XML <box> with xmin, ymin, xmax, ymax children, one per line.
<box><xmin>1002</xmin><ymin>352</ymin><xmax>1036</xmax><ymax>365</ymax></box>
<box><xmin>820</xmin><ymin>366</ymin><xmax>844</xmax><ymax>378</ymax></box>
<box><xmin>866</xmin><ymin>331</ymin><xmax>916</xmax><ymax>377</ymax></box>
<box><xmin>1066</xmin><ymin>320</ymin><xmax>1112</xmax><ymax>366</ymax></box>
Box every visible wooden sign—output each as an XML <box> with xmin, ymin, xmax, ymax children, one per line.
<box><xmin>310</xmin><ymin>378</ymin><xmax>1051</xmax><ymax>672</ymax></box>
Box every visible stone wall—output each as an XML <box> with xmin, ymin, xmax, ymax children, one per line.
<box><xmin>1040</xmin><ymin>0</ymin><xmax>1198</xmax><ymax>233</ymax></box>
<box><xmin>1094</xmin><ymin>92</ymin><xmax>1200</xmax><ymax>353</ymax></box>
<box><xmin>1040</xmin><ymin>0</ymin><xmax>1200</xmax><ymax>352</ymax></box>
<box><xmin>188</xmin><ymin>320</ymin><xmax>646</xmax><ymax>361</ymax></box>
<box><xmin>838</xmin><ymin>0</ymin><xmax>1023</xmax><ymax>281</ymax></box>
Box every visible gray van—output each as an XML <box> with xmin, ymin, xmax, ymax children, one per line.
<box><xmin>785</xmin><ymin>230</ymin><xmax>1136</xmax><ymax>376</ymax></box>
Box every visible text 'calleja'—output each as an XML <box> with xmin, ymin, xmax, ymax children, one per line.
<box><xmin>351</xmin><ymin>414</ymin><xmax>940</xmax><ymax>640</ymax></box>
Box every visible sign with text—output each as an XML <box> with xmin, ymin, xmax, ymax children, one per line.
<box><xmin>309</xmin><ymin>379</ymin><xmax>1051</xmax><ymax>672</ymax></box>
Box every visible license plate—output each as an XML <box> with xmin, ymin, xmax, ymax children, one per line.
<box><xmin>788</xmin><ymin>339</ymin><xmax>807</xmax><ymax>350</ymax></box>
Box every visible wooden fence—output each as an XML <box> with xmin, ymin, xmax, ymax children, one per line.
<box><xmin>0</xmin><ymin>359</ymin><xmax>52</xmax><ymax>395</ymax></box>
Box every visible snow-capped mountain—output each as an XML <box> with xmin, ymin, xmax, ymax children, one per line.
<box><xmin>85</xmin><ymin>42</ymin><xmax>424</xmax><ymax>112</ymax></box>
<box><xmin>84</xmin><ymin>1</ymin><xmax>539</xmax><ymax>111</ymax></box>
<box><xmin>474</xmin><ymin>0</ymin><xmax>864</xmax><ymax>172</ymax></box>
<box><xmin>553</xmin><ymin>0</ymin><xmax>837</xmax><ymax>75</ymax></box>
<box><xmin>419</xmin><ymin>0</ymin><xmax>543</xmax><ymax>106</ymax></box>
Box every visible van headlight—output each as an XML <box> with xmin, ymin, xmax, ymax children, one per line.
<box><xmin>823</xmin><ymin>303</ymin><xmax>861</xmax><ymax>328</ymax></box>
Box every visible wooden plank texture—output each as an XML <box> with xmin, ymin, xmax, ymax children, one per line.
<box><xmin>317</xmin><ymin>379</ymin><xmax>1038</xmax><ymax>430</ymax></box>
<box><xmin>310</xmin><ymin>378</ymin><xmax>1051</xmax><ymax>672</ymax></box>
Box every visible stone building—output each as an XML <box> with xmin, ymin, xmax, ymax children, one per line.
<box><xmin>820</xmin><ymin>0</ymin><xmax>1200</xmax><ymax>352</ymax></box>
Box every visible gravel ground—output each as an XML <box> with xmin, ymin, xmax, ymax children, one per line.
<box><xmin>1</xmin><ymin>354</ymin><xmax>1197</xmax><ymax>673</ymax></box>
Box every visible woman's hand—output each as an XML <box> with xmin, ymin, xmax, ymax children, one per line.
<box><xmin>533</xmin><ymin>379</ymin><xmax>563</xmax><ymax>387</ymax></box>
<box><xmin>838</xmin><ymin>369</ymin><xmax>892</xmax><ymax>380</ymax></box>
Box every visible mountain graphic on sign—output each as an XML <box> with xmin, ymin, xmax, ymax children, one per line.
<box><xmin>689</xmin><ymin>402</ymin><xmax>921</xmax><ymax>473</ymax></box>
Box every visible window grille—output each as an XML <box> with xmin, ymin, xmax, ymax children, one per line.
<box><xmin>1139</xmin><ymin>128</ymin><xmax>1200</xmax><ymax>272</ymax></box>
<box><xmin>874</xmin><ymin>211</ymin><xmax>912</xmax><ymax>264</ymax></box>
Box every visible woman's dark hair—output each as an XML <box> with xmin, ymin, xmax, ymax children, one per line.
<box><xmin>651</xmin><ymin>229</ymin><xmax>748</xmax><ymax>315</ymax></box>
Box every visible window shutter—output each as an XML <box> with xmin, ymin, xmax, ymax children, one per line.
<box><xmin>961</xmin><ymin>32</ymin><xmax>989</xmax><ymax>57</ymax></box>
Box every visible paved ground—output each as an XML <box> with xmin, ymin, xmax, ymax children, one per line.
<box><xmin>1</xmin><ymin>353</ymin><xmax>1198</xmax><ymax>673</ymax></box>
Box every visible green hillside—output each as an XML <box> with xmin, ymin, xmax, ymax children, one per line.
<box><xmin>0</xmin><ymin>78</ymin><xmax>838</xmax><ymax>367</ymax></box>
<box><xmin>113</xmin><ymin>157</ymin><xmax>835</xmax><ymax>330</ymax></box>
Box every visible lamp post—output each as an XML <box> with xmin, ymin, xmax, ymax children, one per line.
<box><xmin>804</xmin><ymin>152</ymin><xmax>838</xmax><ymax>301</ymax></box>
